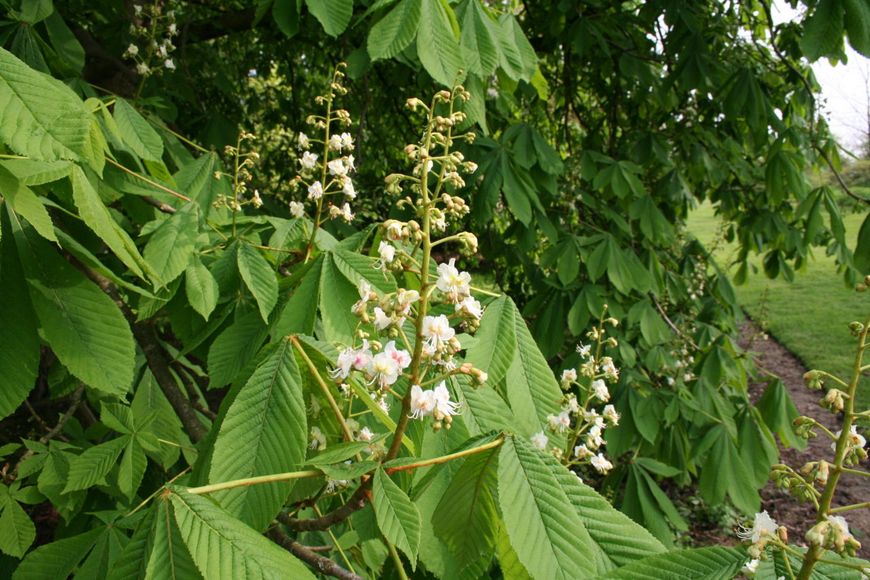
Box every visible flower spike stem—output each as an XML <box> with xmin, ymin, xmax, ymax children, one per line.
<box><xmin>796</xmin><ymin>314</ymin><xmax>870</xmax><ymax>580</ymax></box>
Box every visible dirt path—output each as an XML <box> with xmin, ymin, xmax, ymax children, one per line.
<box><xmin>739</xmin><ymin>320</ymin><xmax>870</xmax><ymax>556</ymax></box>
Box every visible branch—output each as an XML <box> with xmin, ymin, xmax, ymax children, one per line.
<box><xmin>266</xmin><ymin>527</ymin><xmax>363</xmax><ymax>580</ymax></box>
<box><xmin>278</xmin><ymin>484</ymin><xmax>370</xmax><ymax>532</ymax></box>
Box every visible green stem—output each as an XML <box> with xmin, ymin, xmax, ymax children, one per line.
<box><xmin>291</xmin><ymin>336</ymin><xmax>355</xmax><ymax>442</ymax></box>
<box><xmin>796</xmin><ymin>314</ymin><xmax>870</xmax><ymax>580</ymax></box>
<box><xmin>186</xmin><ymin>469</ymin><xmax>322</xmax><ymax>495</ymax></box>
<box><xmin>828</xmin><ymin>501</ymin><xmax>870</xmax><ymax>513</ymax></box>
<box><xmin>386</xmin><ymin>437</ymin><xmax>503</xmax><ymax>474</ymax></box>
<box><xmin>386</xmin><ymin>540</ymin><xmax>409</xmax><ymax>580</ymax></box>
<box><xmin>106</xmin><ymin>158</ymin><xmax>191</xmax><ymax>201</ymax></box>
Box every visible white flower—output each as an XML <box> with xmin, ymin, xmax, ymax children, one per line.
<box><xmin>289</xmin><ymin>201</ymin><xmax>305</xmax><ymax>218</ymax></box>
<box><xmin>829</xmin><ymin>515</ymin><xmax>853</xmax><ymax>539</ymax></box>
<box><xmin>383</xmin><ymin>341</ymin><xmax>412</xmax><ymax>370</ymax></box>
<box><xmin>336</xmin><ymin>202</ymin><xmax>353</xmax><ymax>222</ymax></box>
<box><xmin>455</xmin><ymin>296</ymin><xmax>483</xmax><ymax>320</ymax></box>
<box><xmin>565</xmin><ymin>395</ymin><xmax>580</xmax><ymax>415</ymax></box>
<box><xmin>395</xmin><ymin>289</ymin><xmax>419</xmax><ymax>316</ymax></box>
<box><xmin>386</xmin><ymin>222</ymin><xmax>403</xmax><ymax>241</ymax></box>
<box><xmin>136</xmin><ymin>63</ymin><xmax>150</xmax><ymax>75</ymax></box>
<box><xmin>345</xmin><ymin>154</ymin><xmax>356</xmax><ymax>172</ymax></box>
<box><xmin>590</xmin><ymin>453</ymin><xmax>613</xmax><ymax>474</ymax></box>
<box><xmin>300</xmin><ymin>151</ymin><xmax>318</xmax><ymax>170</ymax></box>
<box><xmin>251</xmin><ymin>190</ymin><xmax>263</xmax><ymax>208</ymax></box>
<box><xmin>741</xmin><ymin>559</ymin><xmax>759</xmax><ymax>576</ymax></box>
<box><xmin>168</xmin><ymin>22</ymin><xmax>178</xmax><ymax>36</ymax></box>
<box><xmin>832</xmin><ymin>426</ymin><xmax>867</xmax><ymax>452</ymax></box>
<box><xmin>298</xmin><ymin>132</ymin><xmax>310</xmax><ymax>149</ymax></box>
<box><xmin>586</xmin><ymin>424</ymin><xmax>604</xmax><ymax>449</ymax></box>
<box><xmin>133</xmin><ymin>4</ymin><xmax>143</xmax><ymax>15</ymax></box>
<box><xmin>307</xmin><ymin>181</ymin><xmax>323</xmax><ymax>200</ymax></box>
<box><xmin>561</xmin><ymin>368</ymin><xmax>578</xmax><ymax>385</ymax></box>
<box><xmin>409</xmin><ymin>385</ymin><xmax>436</xmax><ymax>419</ymax></box>
<box><xmin>358</xmin><ymin>426</ymin><xmax>374</xmax><ymax>442</ymax></box>
<box><xmin>576</xmin><ymin>343</ymin><xmax>591</xmax><ymax>358</ymax></box>
<box><xmin>432</xmin><ymin>382</ymin><xmax>460</xmax><ymax>420</ymax></box>
<box><xmin>547</xmin><ymin>411</ymin><xmax>571</xmax><ymax>433</ymax></box>
<box><xmin>530</xmin><ymin>431</ymin><xmax>549</xmax><ymax>451</ymax></box>
<box><xmin>328</xmin><ymin>158</ymin><xmax>348</xmax><ymax>177</ymax></box>
<box><xmin>125</xmin><ymin>43</ymin><xmax>139</xmax><ymax>57</ymax></box>
<box><xmin>378</xmin><ymin>241</ymin><xmax>396</xmax><ymax>264</ymax></box>
<box><xmin>574</xmin><ymin>444</ymin><xmax>592</xmax><ymax>460</ymax></box>
<box><xmin>436</xmin><ymin>258</ymin><xmax>472</xmax><ymax>302</ymax></box>
<box><xmin>421</xmin><ymin>314</ymin><xmax>455</xmax><ymax>350</ymax></box>
<box><xmin>342</xmin><ymin>177</ymin><xmax>356</xmax><ymax>198</ymax></box>
<box><xmin>600</xmin><ymin>357</ymin><xmax>619</xmax><ymax>381</ymax></box>
<box><xmin>339</xmin><ymin>132</ymin><xmax>354</xmax><ymax>150</ymax></box>
<box><xmin>602</xmin><ymin>404</ymin><xmax>620</xmax><ymax>425</ymax></box>
<box><xmin>738</xmin><ymin>511</ymin><xmax>778</xmax><ymax>544</ymax></box>
<box><xmin>328</xmin><ymin>134</ymin><xmax>343</xmax><ymax>151</ymax></box>
<box><xmin>368</xmin><ymin>351</ymin><xmax>401</xmax><ymax>388</ymax></box>
<box><xmin>331</xmin><ymin>341</ymin><xmax>372</xmax><ymax>380</ymax></box>
<box><xmin>373</xmin><ymin>307</ymin><xmax>391</xmax><ymax>331</ymax></box>
<box><xmin>309</xmin><ymin>426</ymin><xmax>327</xmax><ymax>450</ymax></box>
<box><xmin>164</xmin><ymin>58</ymin><xmax>175</xmax><ymax>70</ymax></box>
<box><xmin>486</xmin><ymin>87</ymin><xmax>499</xmax><ymax>99</ymax></box>
<box><xmin>591</xmin><ymin>379</ymin><xmax>610</xmax><ymax>402</ymax></box>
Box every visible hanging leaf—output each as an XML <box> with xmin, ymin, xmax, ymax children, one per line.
<box><xmin>305</xmin><ymin>0</ymin><xmax>353</xmax><ymax>37</ymax></box>
<box><xmin>144</xmin><ymin>204</ymin><xmax>200</xmax><ymax>287</ymax></box>
<box><xmin>185</xmin><ymin>258</ymin><xmax>220</xmax><ymax>320</ymax></box>
<box><xmin>113</xmin><ymin>98</ymin><xmax>164</xmax><ymax>161</ymax></box>
<box><xmin>237</xmin><ymin>243</ymin><xmax>278</xmax><ymax>323</ymax></box>
<box><xmin>465</xmin><ymin>295</ymin><xmax>516</xmax><ymax>386</ymax></box>
<box><xmin>368</xmin><ymin>0</ymin><xmax>422</xmax><ymax>60</ymax></box>
<box><xmin>373</xmin><ymin>467</ymin><xmax>422</xmax><ymax>568</ymax></box>
<box><xmin>417</xmin><ymin>0</ymin><xmax>464</xmax><ymax>87</ymax></box>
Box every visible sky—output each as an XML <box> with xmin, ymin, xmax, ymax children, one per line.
<box><xmin>773</xmin><ymin>2</ymin><xmax>870</xmax><ymax>153</ymax></box>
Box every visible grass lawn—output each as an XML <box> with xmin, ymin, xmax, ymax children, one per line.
<box><xmin>686</xmin><ymin>202</ymin><xmax>870</xmax><ymax>406</ymax></box>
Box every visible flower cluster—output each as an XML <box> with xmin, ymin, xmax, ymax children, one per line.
<box><xmin>289</xmin><ymin>65</ymin><xmax>357</xmax><ymax>226</ymax></box>
<box><xmin>322</xmin><ymin>85</ymin><xmax>490</xmax><ymax>438</ymax></box>
<box><xmin>737</xmin><ymin>510</ymin><xmax>783</xmax><ymax>559</ymax></box>
<box><xmin>124</xmin><ymin>3</ymin><xmax>178</xmax><ymax>77</ymax></box>
<box><xmin>532</xmin><ymin>311</ymin><xmax>621</xmax><ymax>476</ymax></box>
<box><xmin>213</xmin><ymin>131</ymin><xmax>263</xmax><ymax>212</ymax></box>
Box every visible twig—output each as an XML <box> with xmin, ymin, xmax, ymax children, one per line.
<box><xmin>106</xmin><ymin>158</ymin><xmax>192</xmax><ymax>202</ymax></box>
<box><xmin>278</xmin><ymin>484</ymin><xmax>370</xmax><ymax>532</ymax></box>
<box><xmin>266</xmin><ymin>527</ymin><xmax>363</xmax><ymax>580</ymax></box>
<box><xmin>650</xmin><ymin>295</ymin><xmax>700</xmax><ymax>350</ymax></box>
<box><xmin>143</xmin><ymin>196</ymin><xmax>177</xmax><ymax>214</ymax></box>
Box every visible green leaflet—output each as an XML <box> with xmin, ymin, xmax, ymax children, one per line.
<box><xmin>432</xmin><ymin>448</ymin><xmax>499</xmax><ymax>576</ymax></box>
<box><xmin>144</xmin><ymin>204</ymin><xmax>200</xmax><ymax>287</ymax></box>
<box><xmin>207</xmin><ymin>309</ymin><xmax>268</xmax><ymax>388</ymax></box>
<box><xmin>70</xmin><ymin>165</ymin><xmax>151</xmax><ymax>280</ymax></box>
<box><xmin>459</xmin><ymin>0</ymin><xmax>499</xmax><ymax>76</ymax></box>
<box><xmin>0</xmin><ymin>166</ymin><xmax>57</xmax><ymax>242</ymax></box>
<box><xmin>0</xmin><ymin>221</ymin><xmax>39</xmax><ymax>419</ymax></box>
<box><xmin>147</xmin><ymin>500</ymin><xmax>201</xmax><ymax>580</ymax></box>
<box><xmin>237</xmin><ymin>243</ymin><xmax>278</xmax><ymax>323</ymax></box>
<box><xmin>698</xmin><ymin>425</ymin><xmax>761</xmax><ymax>515</ymax></box>
<box><xmin>273</xmin><ymin>254</ymin><xmax>323</xmax><ymax>337</ymax></box>
<box><xmin>800</xmin><ymin>0</ymin><xmax>845</xmax><ymax>61</ymax></box>
<box><xmin>185</xmin><ymin>258</ymin><xmax>220</xmax><ymax>320</ymax></box>
<box><xmin>319</xmin><ymin>252</ymin><xmax>362</xmax><ymax>344</ymax></box>
<box><xmin>63</xmin><ymin>436</ymin><xmax>129</xmax><ymax>493</ymax></box>
<box><xmin>305</xmin><ymin>0</ymin><xmax>353</xmax><ymax>37</ymax></box>
<box><xmin>368</xmin><ymin>0</ymin><xmax>422</xmax><ymax>60</ymax></box>
<box><xmin>465</xmin><ymin>295</ymin><xmax>516</xmax><ymax>386</ymax></box>
<box><xmin>373</xmin><ymin>467</ymin><xmax>422</xmax><ymax>568</ymax></box>
<box><xmin>601</xmin><ymin>546</ymin><xmax>747</xmax><ymax>579</ymax></box>
<box><xmin>0</xmin><ymin>47</ymin><xmax>91</xmax><ymax>163</ymax></box>
<box><xmin>10</xmin><ymin>212</ymin><xmax>135</xmax><ymax>397</ymax></box>
<box><xmin>113</xmin><ymin>98</ymin><xmax>164</xmax><ymax>161</ymax></box>
<box><xmin>0</xmin><ymin>497</ymin><xmax>35</xmax><ymax>558</ymax></box>
<box><xmin>170</xmin><ymin>488</ymin><xmax>316</xmax><ymax>579</ymax></box>
<box><xmin>12</xmin><ymin>527</ymin><xmax>103</xmax><ymax>580</ymax></box>
<box><xmin>497</xmin><ymin>437</ymin><xmax>596</xmax><ymax>579</ymax></box>
<box><xmin>209</xmin><ymin>338</ymin><xmax>308</xmax><ymax>531</ymax></box>
<box><xmin>417</xmin><ymin>0</ymin><xmax>464</xmax><ymax>87</ymax></box>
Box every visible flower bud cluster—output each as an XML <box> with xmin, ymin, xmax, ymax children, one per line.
<box><xmin>124</xmin><ymin>3</ymin><xmax>178</xmax><ymax>76</ymax></box>
<box><xmin>769</xmin><ymin>463</ymin><xmax>821</xmax><ymax>504</ymax></box>
<box><xmin>806</xmin><ymin>516</ymin><xmax>861</xmax><ymax>556</ymax></box>
<box><xmin>213</xmin><ymin>131</ymin><xmax>264</xmax><ymax>212</ymax></box>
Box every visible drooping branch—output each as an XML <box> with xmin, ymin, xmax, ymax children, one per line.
<box><xmin>266</xmin><ymin>527</ymin><xmax>363</xmax><ymax>580</ymax></box>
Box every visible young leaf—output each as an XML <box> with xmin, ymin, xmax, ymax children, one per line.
<box><xmin>417</xmin><ymin>0</ymin><xmax>464</xmax><ymax>87</ymax></box>
<box><xmin>373</xmin><ymin>467</ymin><xmax>422</xmax><ymax>568</ymax></box>
<box><xmin>113</xmin><ymin>98</ymin><xmax>164</xmax><ymax>161</ymax></box>
<box><xmin>185</xmin><ymin>258</ymin><xmax>220</xmax><ymax>320</ymax></box>
<box><xmin>237</xmin><ymin>243</ymin><xmax>278</xmax><ymax>323</ymax></box>
<box><xmin>0</xmin><ymin>47</ymin><xmax>91</xmax><ymax>162</ymax></box>
<box><xmin>117</xmin><ymin>439</ymin><xmax>147</xmax><ymax>501</ymax></box>
<box><xmin>170</xmin><ymin>488</ymin><xmax>316</xmax><ymax>579</ymax></box>
<box><xmin>209</xmin><ymin>337</ymin><xmax>308</xmax><ymax>531</ymax></box>
<box><xmin>368</xmin><ymin>0</ymin><xmax>422</xmax><ymax>60</ymax></box>
<box><xmin>10</xmin><ymin>214</ymin><xmax>135</xmax><ymax>397</ymax></box>
<box><xmin>305</xmin><ymin>0</ymin><xmax>353</xmax><ymax>37</ymax></box>
<box><xmin>497</xmin><ymin>437</ymin><xmax>596</xmax><ymax>579</ymax></box>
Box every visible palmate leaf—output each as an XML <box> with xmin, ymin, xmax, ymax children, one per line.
<box><xmin>497</xmin><ymin>437</ymin><xmax>596</xmax><ymax>579</ymax></box>
<box><xmin>0</xmin><ymin>499</ymin><xmax>36</xmax><ymax>558</ymax></box>
<box><xmin>63</xmin><ymin>436</ymin><xmax>128</xmax><ymax>493</ymax></box>
<box><xmin>10</xmin><ymin>212</ymin><xmax>135</xmax><ymax>396</ymax></box>
<box><xmin>459</xmin><ymin>0</ymin><xmax>499</xmax><ymax>76</ymax></box>
<box><xmin>0</xmin><ymin>47</ymin><xmax>91</xmax><ymax>163</ymax></box>
<box><xmin>170</xmin><ymin>488</ymin><xmax>315</xmax><ymax>579</ymax></box>
<box><xmin>0</xmin><ymin>219</ymin><xmax>39</xmax><ymax>420</ymax></box>
<box><xmin>209</xmin><ymin>337</ymin><xmax>307</xmax><ymax>531</ymax></box>
<box><xmin>373</xmin><ymin>468</ymin><xmax>422</xmax><ymax>568</ymax></box>
<box><xmin>368</xmin><ymin>0</ymin><xmax>422</xmax><ymax>60</ymax></box>
<box><xmin>602</xmin><ymin>546</ymin><xmax>747</xmax><ymax>579</ymax></box>
<box><xmin>433</xmin><ymin>448</ymin><xmax>499</xmax><ymax>576</ymax></box>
